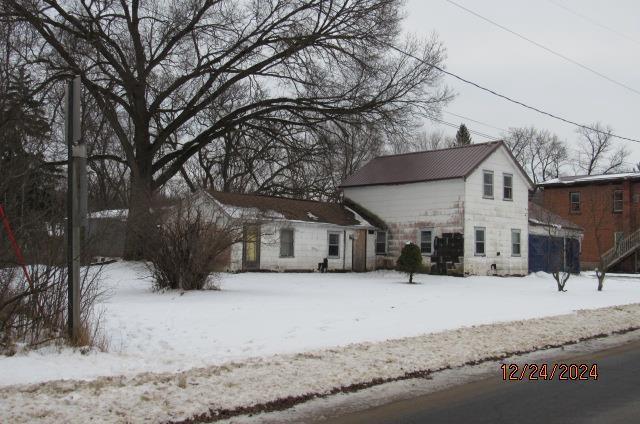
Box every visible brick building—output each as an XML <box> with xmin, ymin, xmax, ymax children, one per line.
<box><xmin>538</xmin><ymin>173</ymin><xmax>640</xmax><ymax>272</ymax></box>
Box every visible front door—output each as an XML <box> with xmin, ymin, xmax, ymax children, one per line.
<box><xmin>353</xmin><ymin>229</ymin><xmax>367</xmax><ymax>272</ymax></box>
<box><xmin>243</xmin><ymin>225</ymin><xmax>261</xmax><ymax>271</ymax></box>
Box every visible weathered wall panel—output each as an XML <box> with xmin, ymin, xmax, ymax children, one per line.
<box><xmin>463</xmin><ymin>147</ymin><xmax>529</xmax><ymax>275</ymax></box>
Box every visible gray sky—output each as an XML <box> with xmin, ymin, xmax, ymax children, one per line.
<box><xmin>403</xmin><ymin>0</ymin><xmax>640</xmax><ymax>169</ymax></box>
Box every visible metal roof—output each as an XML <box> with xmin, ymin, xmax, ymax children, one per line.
<box><xmin>205</xmin><ymin>191</ymin><xmax>371</xmax><ymax>227</ymax></box>
<box><xmin>340</xmin><ymin>141</ymin><xmax>507</xmax><ymax>188</ymax></box>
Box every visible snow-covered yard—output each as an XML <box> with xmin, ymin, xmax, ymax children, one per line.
<box><xmin>2</xmin><ymin>261</ymin><xmax>640</xmax><ymax>387</ymax></box>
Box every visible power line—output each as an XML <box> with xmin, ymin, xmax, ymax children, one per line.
<box><xmin>547</xmin><ymin>0</ymin><xmax>640</xmax><ymax>46</ymax></box>
<box><xmin>443</xmin><ymin>0</ymin><xmax>640</xmax><ymax>97</ymax></box>
<box><xmin>428</xmin><ymin>116</ymin><xmax>500</xmax><ymax>140</ymax></box>
<box><xmin>442</xmin><ymin>110</ymin><xmax>507</xmax><ymax>132</ymax></box>
<box><xmin>383</xmin><ymin>42</ymin><xmax>640</xmax><ymax>144</ymax></box>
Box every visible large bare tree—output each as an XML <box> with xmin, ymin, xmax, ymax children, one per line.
<box><xmin>504</xmin><ymin>126</ymin><xmax>568</xmax><ymax>184</ymax></box>
<box><xmin>574</xmin><ymin>122</ymin><xmax>628</xmax><ymax>176</ymax></box>
<box><xmin>6</xmin><ymin>0</ymin><xmax>451</xmax><ymax>258</ymax></box>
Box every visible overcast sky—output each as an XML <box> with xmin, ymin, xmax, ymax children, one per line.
<box><xmin>403</xmin><ymin>0</ymin><xmax>640</xmax><ymax>169</ymax></box>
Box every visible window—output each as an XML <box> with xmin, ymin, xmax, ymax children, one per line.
<box><xmin>511</xmin><ymin>229</ymin><xmax>521</xmax><ymax>256</ymax></box>
<box><xmin>503</xmin><ymin>173</ymin><xmax>513</xmax><ymax>200</ymax></box>
<box><xmin>483</xmin><ymin>171</ymin><xmax>494</xmax><ymax>198</ymax></box>
<box><xmin>279</xmin><ymin>228</ymin><xmax>294</xmax><ymax>257</ymax></box>
<box><xmin>375</xmin><ymin>231</ymin><xmax>387</xmax><ymax>255</ymax></box>
<box><xmin>475</xmin><ymin>227</ymin><xmax>486</xmax><ymax>256</ymax></box>
<box><xmin>328</xmin><ymin>232</ymin><xmax>340</xmax><ymax>258</ymax></box>
<box><xmin>613</xmin><ymin>190</ymin><xmax>623</xmax><ymax>213</ymax></box>
<box><xmin>420</xmin><ymin>229</ymin><xmax>433</xmax><ymax>255</ymax></box>
<box><xmin>570</xmin><ymin>192</ymin><xmax>581</xmax><ymax>213</ymax></box>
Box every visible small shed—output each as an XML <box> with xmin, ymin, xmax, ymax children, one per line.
<box><xmin>528</xmin><ymin>202</ymin><xmax>583</xmax><ymax>273</ymax></box>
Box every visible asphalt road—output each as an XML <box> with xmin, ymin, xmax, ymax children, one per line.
<box><xmin>326</xmin><ymin>339</ymin><xmax>640</xmax><ymax>424</ymax></box>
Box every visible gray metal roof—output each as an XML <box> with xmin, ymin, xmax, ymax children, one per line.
<box><xmin>340</xmin><ymin>141</ymin><xmax>506</xmax><ymax>188</ymax></box>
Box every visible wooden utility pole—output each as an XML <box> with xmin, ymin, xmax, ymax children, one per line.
<box><xmin>66</xmin><ymin>75</ymin><xmax>86</xmax><ymax>341</ymax></box>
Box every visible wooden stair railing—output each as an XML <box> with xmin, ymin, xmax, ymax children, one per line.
<box><xmin>601</xmin><ymin>228</ymin><xmax>640</xmax><ymax>270</ymax></box>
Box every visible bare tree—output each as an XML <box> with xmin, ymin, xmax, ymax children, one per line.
<box><xmin>6</xmin><ymin>0</ymin><xmax>452</xmax><ymax>258</ymax></box>
<box><xmin>574</xmin><ymin>123</ymin><xmax>628</xmax><ymax>175</ymax></box>
<box><xmin>536</xmin><ymin>208</ymin><xmax>571</xmax><ymax>291</ymax></box>
<box><xmin>388</xmin><ymin>128</ymin><xmax>455</xmax><ymax>154</ymax></box>
<box><xmin>584</xmin><ymin>189</ymin><xmax>611</xmax><ymax>291</ymax></box>
<box><xmin>504</xmin><ymin>127</ymin><xmax>568</xmax><ymax>184</ymax></box>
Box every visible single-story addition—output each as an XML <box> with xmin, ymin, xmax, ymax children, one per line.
<box><xmin>192</xmin><ymin>190</ymin><xmax>378</xmax><ymax>272</ymax></box>
<box><xmin>340</xmin><ymin>141</ymin><xmax>535</xmax><ymax>276</ymax></box>
<box><xmin>528</xmin><ymin>201</ymin><xmax>583</xmax><ymax>274</ymax></box>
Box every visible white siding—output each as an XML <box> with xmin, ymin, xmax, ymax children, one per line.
<box><xmin>343</xmin><ymin>178</ymin><xmax>465</xmax><ymax>266</ymax></box>
<box><xmin>226</xmin><ymin>222</ymin><xmax>373</xmax><ymax>272</ymax></box>
<box><xmin>463</xmin><ymin>146</ymin><xmax>529</xmax><ymax>275</ymax></box>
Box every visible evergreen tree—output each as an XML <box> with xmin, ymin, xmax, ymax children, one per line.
<box><xmin>0</xmin><ymin>68</ymin><xmax>57</xmax><ymax>232</ymax></box>
<box><xmin>455</xmin><ymin>124</ymin><xmax>472</xmax><ymax>146</ymax></box>
<box><xmin>396</xmin><ymin>242</ymin><xmax>423</xmax><ymax>284</ymax></box>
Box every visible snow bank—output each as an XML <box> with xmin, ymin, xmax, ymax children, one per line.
<box><xmin>1</xmin><ymin>303</ymin><xmax>639</xmax><ymax>423</ymax></box>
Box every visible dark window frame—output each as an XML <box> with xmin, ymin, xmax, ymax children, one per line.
<box><xmin>569</xmin><ymin>191</ymin><xmax>581</xmax><ymax>213</ymax></box>
<box><xmin>279</xmin><ymin>228</ymin><xmax>295</xmax><ymax>258</ymax></box>
<box><xmin>375</xmin><ymin>231</ymin><xmax>387</xmax><ymax>255</ymax></box>
<box><xmin>475</xmin><ymin>226</ymin><xmax>486</xmax><ymax>256</ymax></box>
<box><xmin>503</xmin><ymin>173</ymin><xmax>513</xmax><ymax>201</ymax></box>
<box><xmin>613</xmin><ymin>190</ymin><xmax>623</xmax><ymax>213</ymax></box>
<box><xmin>328</xmin><ymin>231</ymin><xmax>341</xmax><ymax>258</ymax></box>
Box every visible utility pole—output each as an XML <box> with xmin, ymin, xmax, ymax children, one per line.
<box><xmin>66</xmin><ymin>75</ymin><xmax>86</xmax><ymax>341</ymax></box>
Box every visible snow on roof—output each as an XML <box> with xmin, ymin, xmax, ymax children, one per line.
<box><xmin>528</xmin><ymin>202</ymin><xmax>583</xmax><ymax>231</ymax></box>
<box><xmin>540</xmin><ymin>172</ymin><xmax>640</xmax><ymax>186</ymax></box>
<box><xmin>203</xmin><ymin>190</ymin><xmax>375</xmax><ymax>228</ymax></box>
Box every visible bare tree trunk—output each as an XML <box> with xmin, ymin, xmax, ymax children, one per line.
<box><xmin>123</xmin><ymin>160</ymin><xmax>153</xmax><ymax>260</ymax></box>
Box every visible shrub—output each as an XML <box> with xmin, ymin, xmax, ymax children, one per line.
<box><xmin>396</xmin><ymin>242</ymin><xmax>423</xmax><ymax>284</ymax></box>
<box><xmin>146</xmin><ymin>200</ymin><xmax>241</xmax><ymax>291</ymax></box>
<box><xmin>0</xmin><ymin>258</ymin><xmax>107</xmax><ymax>354</ymax></box>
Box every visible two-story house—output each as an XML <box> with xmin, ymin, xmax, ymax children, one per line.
<box><xmin>539</xmin><ymin>173</ymin><xmax>640</xmax><ymax>272</ymax></box>
<box><xmin>341</xmin><ymin>141</ymin><xmax>534</xmax><ymax>276</ymax></box>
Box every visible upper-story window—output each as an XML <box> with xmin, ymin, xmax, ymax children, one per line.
<box><xmin>503</xmin><ymin>173</ymin><xmax>513</xmax><ymax>201</ymax></box>
<box><xmin>613</xmin><ymin>190</ymin><xmax>623</xmax><ymax>213</ymax></box>
<box><xmin>483</xmin><ymin>170</ymin><xmax>494</xmax><ymax>198</ymax></box>
<box><xmin>375</xmin><ymin>231</ymin><xmax>387</xmax><ymax>255</ymax></box>
<box><xmin>570</xmin><ymin>192</ymin><xmax>581</xmax><ymax>213</ymax></box>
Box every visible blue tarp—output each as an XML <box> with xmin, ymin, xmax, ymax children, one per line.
<box><xmin>529</xmin><ymin>235</ymin><xmax>580</xmax><ymax>273</ymax></box>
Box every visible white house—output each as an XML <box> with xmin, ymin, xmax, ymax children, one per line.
<box><xmin>192</xmin><ymin>190</ymin><xmax>378</xmax><ymax>272</ymax></box>
<box><xmin>340</xmin><ymin>141</ymin><xmax>534</xmax><ymax>276</ymax></box>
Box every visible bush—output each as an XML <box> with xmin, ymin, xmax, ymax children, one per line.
<box><xmin>0</xmin><ymin>258</ymin><xmax>107</xmax><ymax>354</ymax></box>
<box><xmin>147</xmin><ymin>200</ymin><xmax>240</xmax><ymax>291</ymax></box>
<box><xmin>396</xmin><ymin>242</ymin><xmax>422</xmax><ymax>284</ymax></box>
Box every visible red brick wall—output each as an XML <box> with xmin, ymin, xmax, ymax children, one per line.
<box><xmin>541</xmin><ymin>181</ymin><xmax>640</xmax><ymax>269</ymax></box>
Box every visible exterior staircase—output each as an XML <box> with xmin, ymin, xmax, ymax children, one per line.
<box><xmin>601</xmin><ymin>228</ymin><xmax>640</xmax><ymax>270</ymax></box>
